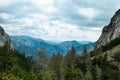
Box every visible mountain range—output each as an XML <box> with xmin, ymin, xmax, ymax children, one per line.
<box><xmin>10</xmin><ymin>36</ymin><xmax>95</xmax><ymax>57</ymax></box>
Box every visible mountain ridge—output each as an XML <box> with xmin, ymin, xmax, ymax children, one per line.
<box><xmin>0</xmin><ymin>26</ymin><xmax>10</xmax><ymax>46</ymax></box>
<box><xmin>11</xmin><ymin>35</ymin><xmax>95</xmax><ymax>57</ymax></box>
<box><xmin>96</xmin><ymin>9</ymin><xmax>120</xmax><ymax>48</ymax></box>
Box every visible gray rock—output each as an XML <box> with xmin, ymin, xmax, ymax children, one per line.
<box><xmin>96</xmin><ymin>9</ymin><xmax>120</xmax><ymax>48</ymax></box>
<box><xmin>0</xmin><ymin>26</ymin><xmax>10</xmax><ymax>46</ymax></box>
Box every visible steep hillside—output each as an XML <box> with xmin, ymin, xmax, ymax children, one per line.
<box><xmin>0</xmin><ymin>26</ymin><xmax>10</xmax><ymax>46</ymax></box>
<box><xmin>11</xmin><ymin>40</ymin><xmax>36</xmax><ymax>56</ymax></box>
<box><xmin>96</xmin><ymin>9</ymin><xmax>120</xmax><ymax>48</ymax></box>
<box><xmin>91</xmin><ymin>9</ymin><xmax>120</xmax><ymax>79</ymax></box>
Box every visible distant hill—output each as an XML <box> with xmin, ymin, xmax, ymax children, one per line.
<box><xmin>58</xmin><ymin>40</ymin><xmax>94</xmax><ymax>53</ymax></box>
<box><xmin>11</xmin><ymin>36</ymin><xmax>95</xmax><ymax>57</ymax></box>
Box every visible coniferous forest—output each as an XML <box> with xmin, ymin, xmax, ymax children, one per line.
<box><xmin>0</xmin><ymin>37</ymin><xmax>120</xmax><ymax>80</ymax></box>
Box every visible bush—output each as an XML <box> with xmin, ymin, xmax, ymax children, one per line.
<box><xmin>113</xmin><ymin>52</ymin><xmax>120</xmax><ymax>62</ymax></box>
<box><xmin>1</xmin><ymin>73</ymin><xmax>19</xmax><ymax>80</ymax></box>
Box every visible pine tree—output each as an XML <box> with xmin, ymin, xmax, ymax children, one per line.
<box><xmin>81</xmin><ymin>45</ymin><xmax>90</xmax><ymax>63</ymax></box>
<box><xmin>65</xmin><ymin>59</ymin><xmax>82</xmax><ymax>80</ymax></box>
<box><xmin>63</xmin><ymin>46</ymin><xmax>83</xmax><ymax>80</ymax></box>
<box><xmin>85</xmin><ymin>70</ymin><xmax>93</xmax><ymax>80</ymax></box>
<box><xmin>45</xmin><ymin>53</ymin><xmax>63</xmax><ymax>80</ymax></box>
<box><xmin>0</xmin><ymin>42</ymin><xmax>14</xmax><ymax>72</ymax></box>
<box><xmin>81</xmin><ymin>45</ymin><xmax>91</xmax><ymax>73</ymax></box>
<box><xmin>93</xmin><ymin>65</ymin><xmax>102</xmax><ymax>80</ymax></box>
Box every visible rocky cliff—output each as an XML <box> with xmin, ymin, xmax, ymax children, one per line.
<box><xmin>96</xmin><ymin>9</ymin><xmax>120</xmax><ymax>48</ymax></box>
<box><xmin>0</xmin><ymin>26</ymin><xmax>10</xmax><ymax>46</ymax></box>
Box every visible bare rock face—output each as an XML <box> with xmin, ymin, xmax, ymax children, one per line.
<box><xmin>96</xmin><ymin>9</ymin><xmax>120</xmax><ymax>48</ymax></box>
<box><xmin>0</xmin><ymin>26</ymin><xmax>10</xmax><ymax>46</ymax></box>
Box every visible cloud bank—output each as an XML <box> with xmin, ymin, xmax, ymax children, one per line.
<box><xmin>0</xmin><ymin>0</ymin><xmax>119</xmax><ymax>41</ymax></box>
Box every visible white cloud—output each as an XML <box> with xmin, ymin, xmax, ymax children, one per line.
<box><xmin>78</xmin><ymin>8</ymin><xmax>98</xmax><ymax>19</ymax></box>
<box><xmin>31</xmin><ymin>0</ymin><xmax>53</xmax><ymax>6</ymax></box>
<box><xmin>0</xmin><ymin>0</ymin><xmax>119</xmax><ymax>42</ymax></box>
<box><xmin>30</xmin><ymin>0</ymin><xmax>58</xmax><ymax>14</ymax></box>
<box><xmin>0</xmin><ymin>13</ymin><xmax>15</xmax><ymax>20</ymax></box>
<box><xmin>0</xmin><ymin>0</ymin><xmax>14</xmax><ymax>7</ymax></box>
<box><xmin>28</xmin><ymin>22</ymin><xmax>102</xmax><ymax>41</ymax></box>
<box><xmin>51</xmin><ymin>20</ymin><xmax>60</xmax><ymax>25</ymax></box>
<box><xmin>0</xmin><ymin>0</ymin><xmax>28</xmax><ymax>7</ymax></box>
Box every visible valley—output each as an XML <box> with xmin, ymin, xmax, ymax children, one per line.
<box><xmin>0</xmin><ymin>0</ymin><xmax>120</xmax><ymax>79</ymax></box>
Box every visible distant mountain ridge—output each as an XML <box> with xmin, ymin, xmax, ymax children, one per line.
<box><xmin>11</xmin><ymin>36</ymin><xmax>95</xmax><ymax>57</ymax></box>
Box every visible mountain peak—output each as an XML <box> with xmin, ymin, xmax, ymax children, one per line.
<box><xmin>71</xmin><ymin>40</ymin><xmax>79</xmax><ymax>43</ymax></box>
<box><xmin>96</xmin><ymin>9</ymin><xmax>120</xmax><ymax>48</ymax></box>
<box><xmin>0</xmin><ymin>26</ymin><xmax>5</xmax><ymax>36</ymax></box>
<box><xmin>0</xmin><ymin>26</ymin><xmax>10</xmax><ymax>46</ymax></box>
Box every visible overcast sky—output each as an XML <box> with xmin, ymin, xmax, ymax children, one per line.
<box><xmin>0</xmin><ymin>0</ymin><xmax>119</xmax><ymax>42</ymax></box>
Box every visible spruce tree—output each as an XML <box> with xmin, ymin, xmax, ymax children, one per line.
<box><xmin>48</xmin><ymin>53</ymin><xmax>63</xmax><ymax>80</ymax></box>
<box><xmin>81</xmin><ymin>45</ymin><xmax>91</xmax><ymax>73</ymax></box>
<box><xmin>94</xmin><ymin>65</ymin><xmax>102</xmax><ymax>80</ymax></box>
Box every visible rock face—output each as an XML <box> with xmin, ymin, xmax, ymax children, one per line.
<box><xmin>96</xmin><ymin>9</ymin><xmax>120</xmax><ymax>48</ymax></box>
<box><xmin>0</xmin><ymin>26</ymin><xmax>10</xmax><ymax>46</ymax></box>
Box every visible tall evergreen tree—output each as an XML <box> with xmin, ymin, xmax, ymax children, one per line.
<box><xmin>85</xmin><ymin>70</ymin><xmax>93</xmax><ymax>80</ymax></box>
<box><xmin>81</xmin><ymin>45</ymin><xmax>92</xmax><ymax>73</ymax></box>
<box><xmin>93</xmin><ymin>65</ymin><xmax>102</xmax><ymax>80</ymax></box>
<box><xmin>63</xmin><ymin>46</ymin><xmax>83</xmax><ymax>80</ymax></box>
<box><xmin>0</xmin><ymin>42</ymin><xmax>14</xmax><ymax>73</ymax></box>
<box><xmin>81</xmin><ymin>45</ymin><xmax>90</xmax><ymax>63</ymax></box>
<box><xmin>45</xmin><ymin>52</ymin><xmax>63</xmax><ymax>80</ymax></box>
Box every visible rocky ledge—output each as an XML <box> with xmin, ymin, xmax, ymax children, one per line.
<box><xmin>0</xmin><ymin>26</ymin><xmax>10</xmax><ymax>46</ymax></box>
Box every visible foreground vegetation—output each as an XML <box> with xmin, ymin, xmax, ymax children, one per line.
<box><xmin>0</xmin><ymin>37</ymin><xmax>120</xmax><ymax>80</ymax></box>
